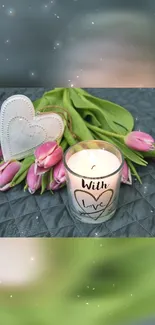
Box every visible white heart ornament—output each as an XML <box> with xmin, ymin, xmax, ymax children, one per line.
<box><xmin>0</xmin><ymin>95</ymin><xmax>64</xmax><ymax>161</ymax></box>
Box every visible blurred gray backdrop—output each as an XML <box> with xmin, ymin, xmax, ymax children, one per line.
<box><xmin>0</xmin><ymin>0</ymin><xmax>155</xmax><ymax>87</ymax></box>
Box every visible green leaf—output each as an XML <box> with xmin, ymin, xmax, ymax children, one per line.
<box><xmin>33</xmin><ymin>88</ymin><xmax>65</xmax><ymax>112</ymax></box>
<box><xmin>69</xmin><ymin>88</ymin><xmax>108</xmax><ymax>130</ymax></box>
<box><xmin>44</xmin><ymin>88</ymin><xmax>65</xmax><ymax>99</ymax></box>
<box><xmin>49</xmin><ymin>168</ymin><xmax>54</xmax><ymax>184</ymax></box>
<box><xmin>63</xmin><ymin>89</ymin><xmax>94</xmax><ymax>141</ymax></box>
<box><xmin>64</xmin><ymin>126</ymin><xmax>78</xmax><ymax>146</ymax></box>
<box><xmin>99</xmin><ymin>132</ymin><xmax>146</xmax><ymax>168</ymax></box>
<box><xmin>11</xmin><ymin>156</ymin><xmax>35</xmax><ymax>187</ymax></box>
<box><xmin>79</xmin><ymin>110</ymin><xmax>101</xmax><ymax>128</ymax></box>
<box><xmin>127</xmin><ymin>159</ymin><xmax>142</xmax><ymax>184</ymax></box>
<box><xmin>86</xmin><ymin>94</ymin><xmax>134</xmax><ymax>134</ymax></box>
<box><xmin>60</xmin><ymin>139</ymin><xmax>68</xmax><ymax>152</ymax></box>
<box><xmin>24</xmin><ymin>184</ymin><xmax>28</xmax><ymax>191</ymax></box>
<box><xmin>81</xmin><ymin>89</ymin><xmax>134</xmax><ymax>132</ymax></box>
<box><xmin>33</xmin><ymin>96</ymin><xmax>50</xmax><ymax>112</ymax></box>
<box><xmin>47</xmin><ymin>169</ymin><xmax>54</xmax><ymax>194</ymax></box>
<box><xmin>70</xmin><ymin>88</ymin><xmax>134</xmax><ymax>135</ymax></box>
<box><xmin>41</xmin><ymin>171</ymin><xmax>49</xmax><ymax>195</ymax></box>
<box><xmin>142</xmin><ymin>150</ymin><xmax>155</xmax><ymax>158</ymax></box>
<box><xmin>113</xmin><ymin>139</ymin><xmax>147</xmax><ymax>166</ymax></box>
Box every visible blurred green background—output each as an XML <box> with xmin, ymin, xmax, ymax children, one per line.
<box><xmin>0</xmin><ymin>238</ymin><xmax>155</xmax><ymax>325</ymax></box>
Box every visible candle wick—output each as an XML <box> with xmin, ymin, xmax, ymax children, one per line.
<box><xmin>91</xmin><ymin>165</ymin><xmax>96</xmax><ymax>170</ymax></box>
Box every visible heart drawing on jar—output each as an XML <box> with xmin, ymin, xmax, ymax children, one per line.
<box><xmin>74</xmin><ymin>189</ymin><xmax>114</xmax><ymax>220</ymax></box>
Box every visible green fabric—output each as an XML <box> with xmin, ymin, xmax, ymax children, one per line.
<box><xmin>1</xmin><ymin>239</ymin><xmax>155</xmax><ymax>325</ymax></box>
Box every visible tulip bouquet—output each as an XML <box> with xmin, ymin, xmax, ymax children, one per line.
<box><xmin>0</xmin><ymin>88</ymin><xmax>154</xmax><ymax>193</ymax></box>
<box><xmin>0</xmin><ymin>141</ymin><xmax>66</xmax><ymax>194</ymax></box>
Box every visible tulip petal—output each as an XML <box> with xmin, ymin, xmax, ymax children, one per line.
<box><xmin>125</xmin><ymin>131</ymin><xmax>154</xmax><ymax>152</ymax></box>
<box><xmin>47</xmin><ymin>180</ymin><xmax>61</xmax><ymax>191</ymax></box>
<box><xmin>53</xmin><ymin>160</ymin><xmax>66</xmax><ymax>183</ymax></box>
<box><xmin>121</xmin><ymin>161</ymin><xmax>132</xmax><ymax>185</ymax></box>
<box><xmin>121</xmin><ymin>171</ymin><xmax>132</xmax><ymax>185</ymax></box>
<box><xmin>47</xmin><ymin>160</ymin><xmax>66</xmax><ymax>191</ymax></box>
<box><xmin>0</xmin><ymin>161</ymin><xmax>21</xmax><ymax>188</ymax></box>
<box><xmin>0</xmin><ymin>161</ymin><xmax>11</xmax><ymax>172</ymax></box>
<box><xmin>0</xmin><ymin>182</ymin><xmax>11</xmax><ymax>191</ymax></box>
<box><xmin>56</xmin><ymin>176</ymin><xmax>66</xmax><ymax>184</ymax></box>
<box><xmin>27</xmin><ymin>164</ymin><xmax>42</xmax><ymax>194</ymax></box>
<box><xmin>34</xmin><ymin>141</ymin><xmax>58</xmax><ymax>161</ymax></box>
<box><xmin>34</xmin><ymin>163</ymin><xmax>49</xmax><ymax>176</ymax></box>
<box><xmin>43</xmin><ymin>147</ymin><xmax>63</xmax><ymax>169</ymax></box>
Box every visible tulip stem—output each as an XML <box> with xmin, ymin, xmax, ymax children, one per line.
<box><xmin>127</xmin><ymin>159</ymin><xmax>142</xmax><ymax>184</ymax></box>
<box><xmin>86</xmin><ymin>123</ymin><xmax>125</xmax><ymax>139</ymax></box>
<box><xmin>24</xmin><ymin>184</ymin><xmax>28</xmax><ymax>191</ymax></box>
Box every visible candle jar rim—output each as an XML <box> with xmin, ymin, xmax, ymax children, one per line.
<box><xmin>64</xmin><ymin>140</ymin><xmax>124</xmax><ymax>180</ymax></box>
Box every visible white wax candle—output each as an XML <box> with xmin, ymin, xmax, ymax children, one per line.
<box><xmin>67</xmin><ymin>149</ymin><xmax>121</xmax><ymax>223</ymax></box>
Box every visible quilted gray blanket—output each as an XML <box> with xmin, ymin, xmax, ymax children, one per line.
<box><xmin>0</xmin><ymin>88</ymin><xmax>155</xmax><ymax>237</ymax></box>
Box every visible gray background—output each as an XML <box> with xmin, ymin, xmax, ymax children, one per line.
<box><xmin>0</xmin><ymin>0</ymin><xmax>155</xmax><ymax>87</ymax></box>
<box><xmin>0</xmin><ymin>88</ymin><xmax>155</xmax><ymax>237</ymax></box>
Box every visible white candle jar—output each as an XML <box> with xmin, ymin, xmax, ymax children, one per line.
<box><xmin>64</xmin><ymin>140</ymin><xmax>124</xmax><ymax>224</ymax></box>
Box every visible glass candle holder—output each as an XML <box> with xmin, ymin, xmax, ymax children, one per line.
<box><xmin>64</xmin><ymin>140</ymin><xmax>124</xmax><ymax>224</ymax></box>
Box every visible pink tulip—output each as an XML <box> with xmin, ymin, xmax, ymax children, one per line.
<box><xmin>0</xmin><ymin>160</ymin><xmax>21</xmax><ymax>191</ymax></box>
<box><xmin>34</xmin><ymin>141</ymin><xmax>63</xmax><ymax>169</ymax></box>
<box><xmin>53</xmin><ymin>160</ymin><xmax>66</xmax><ymax>184</ymax></box>
<box><xmin>125</xmin><ymin>131</ymin><xmax>154</xmax><ymax>152</ymax></box>
<box><xmin>26</xmin><ymin>163</ymin><xmax>42</xmax><ymax>194</ymax></box>
<box><xmin>48</xmin><ymin>180</ymin><xmax>62</xmax><ymax>191</ymax></box>
<box><xmin>121</xmin><ymin>161</ymin><xmax>132</xmax><ymax>185</ymax></box>
<box><xmin>47</xmin><ymin>160</ymin><xmax>66</xmax><ymax>191</ymax></box>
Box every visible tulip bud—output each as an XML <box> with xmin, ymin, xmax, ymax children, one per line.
<box><xmin>121</xmin><ymin>161</ymin><xmax>132</xmax><ymax>185</ymax></box>
<box><xmin>34</xmin><ymin>141</ymin><xmax>63</xmax><ymax>169</ymax></box>
<box><xmin>26</xmin><ymin>164</ymin><xmax>41</xmax><ymax>194</ymax></box>
<box><xmin>47</xmin><ymin>160</ymin><xmax>66</xmax><ymax>191</ymax></box>
<box><xmin>125</xmin><ymin>131</ymin><xmax>154</xmax><ymax>152</ymax></box>
<box><xmin>48</xmin><ymin>180</ymin><xmax>62</xmax><ymax>191</ymax></box>
<box><xmin>53</xmin><ymin>160</ymin><xmax>66</xmax><ymax>184</ymax></box>
<box><xmin>0</xmin><ymin>160</ymin><xmax>21</xmax><ymax>191</ymax></box>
